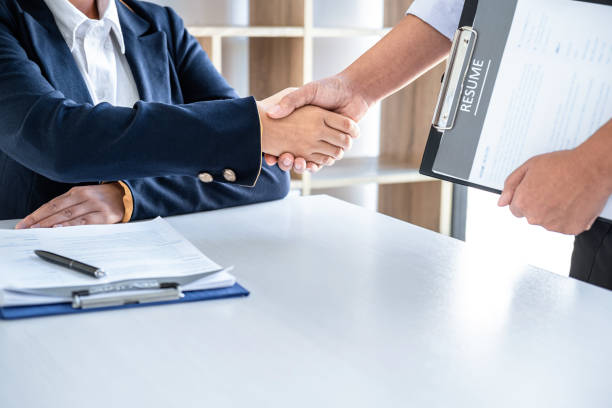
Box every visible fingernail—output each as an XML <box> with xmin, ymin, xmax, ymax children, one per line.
<box><xmin>283</xmin><ymin>158</ymin><xmax>292</xmax><ymax>166</ymax></box>
<box><xmin>266</xmin><ymin>105</ymin><xmax>281</xmax><ymax>115</ymax></box>
<box><xmin>30</xmin><ymin>224</ymin><xmax>40</xmax><ymax>229</ymax></box>
<box><xmin>295</xmin><ymin>163</ymin><xmax>303</xmax><ymax>170</ymax></box>
<box><xmin>53</xmin><ymin>224</ymin><xmax>63</xmax><ymax>228</ymax></box>
<box><xmin>15</xmin><ymin>223</ymin><xmax>23</xmax><ymax>230</ymax></box>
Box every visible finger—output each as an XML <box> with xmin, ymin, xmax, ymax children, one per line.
<box><xmin>16</xmin><ymin>190</ymin><xmax>85</xmax><ymax>229</ymax></box>
<box><xmin>60</xmin><ymin>212</ymin><xmax>107</xmax><ymax>227</ymax></box>
<box><xmin>509</xmin><ymin>200</ymin><xmax>525</xmax><ymax>218</ymax></box>
<box><xmin>308</xmin><ymin>153</ymin><xmax>335</xmax><ymax>166</ymax></box>
<box><xmin>264</xmin><ymin>154</ymin><xmax>279</xmax><ymax>166</ymax></box>
<box><xmin>498</xmin><ymin>164</ymin><xmax>529</xmax><ymax>207</ymax></box>
<box><xmin>266</xmin><ymin>83</ymin><xmax>317</xmax><ymax>119</ymax></box>
<box><xmin>33</xmin><ymin>202</ymin><xmax>95</xmax><ymax>228</ymax></box>
<box><xmin>306</xmin><ymin>162</ymin><xmax>321</xmax><ymax>173</ymax></box>
<box><xmin>278</xmin><ymin>153</ymin><xmax>296</xmax><ymax>172</ymax></box>
<box><xmin>315</xmin><ymin>140</ymin><xmax>345</xmax><ymax>160</ymax></box>
<box><xmin>293</xmin><ymin>157</ymin><xmax>307</xmax><ymax>174</ymax></box>
<box><xmin>320</xmin><ymin>129</ymin><xmax>353</xmax><ymax>151</ymax></box>
<box><xmin>324</xmin><ymin>113</ymin><xmax>360</xmax><ymax>139</ymax></box>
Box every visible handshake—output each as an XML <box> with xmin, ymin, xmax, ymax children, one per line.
<box><xmin>258</xmin><ymin>88</ymin><xmax>360</xmax><ymax>173</ymax></box>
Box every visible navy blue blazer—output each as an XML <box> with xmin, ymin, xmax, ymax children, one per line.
<box><xmin>0</xmin><ymin>0</ymin><xmax>289</xmax><ymax>220</ymax></box>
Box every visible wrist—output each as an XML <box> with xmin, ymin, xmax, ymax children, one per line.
<box><xmin>336</xmin><ymin>70</ymin><xmax>374</xmax><ymax>111</ymax></box>
<box><xmin>576</xmin><ymin>119</ymin><xmax>612</xmax><ymax>193</ymax></box>
<box><xmin>257</xmin><ymin>102</ymin><xmax>279</xmax><ymax>156</ymax></box>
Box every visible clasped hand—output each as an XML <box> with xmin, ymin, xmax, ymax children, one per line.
<box><xmin>258</xmin><ymin>87</ymin><xmax>360</xmax><ymax>172</ymax></box>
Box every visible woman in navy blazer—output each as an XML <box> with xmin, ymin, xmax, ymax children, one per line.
<box><xmin>0</xmin><ymin>0</ymin><xmax>357</xmax><ymax>227</ymax></box>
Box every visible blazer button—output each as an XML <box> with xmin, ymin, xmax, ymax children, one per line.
<box><xmin>223</xmin><ymin>169</ymin><xmax>236</xmax><ymax>182</ymax></box>
<box><xmin>198</xmin><ymin>172</ymin><xmax>214</xmax><ymax>183</ymax></box>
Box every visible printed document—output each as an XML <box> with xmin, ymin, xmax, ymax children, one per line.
<box><xmin>0</xmin><ymin>218</ymin><xmax>235</xmax><ymax>306</ymax></box>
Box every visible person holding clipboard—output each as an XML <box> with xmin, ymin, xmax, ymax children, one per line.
<box><xmin>264</xmin><ymin>0</ymin><xmax>612</xmax><ymax>290</ymax></box>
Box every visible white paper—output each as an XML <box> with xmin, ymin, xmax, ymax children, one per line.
<box><xmin>0</xmin><ymin>218</ymin><xmax>235</xmax><ymax>306</ymax></box>
<box><xmin>469</xmin><ymin>0</ymin><xmax>612</xmax><ymax>217</ymax></box>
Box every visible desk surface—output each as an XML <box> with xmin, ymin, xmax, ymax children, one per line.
<box><xmin>1</xmin><ymin>196</ymin><xmax>611</xmax><ymax>407</ymax></box>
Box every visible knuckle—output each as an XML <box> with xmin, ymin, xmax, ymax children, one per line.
<box><xmin>63</xmin><ymin>208</ymin><xmax>72</xmax><ymax>218</ymax></box>
<box><xmin>509</xmin><ymin>205</ymin><xmax>522</xmax><ymax>218</ymax></box>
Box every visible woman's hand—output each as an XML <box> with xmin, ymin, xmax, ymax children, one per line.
<box><xmin>15</xmin><ymin>183</ymin><xmax>125</xmax><ymax>229</ymax></box>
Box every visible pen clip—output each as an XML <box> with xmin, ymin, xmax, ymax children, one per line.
<box><xmin>432</xmin><ymin>26</ymin><xmax>478</xmax><ymax>131</ymax></box>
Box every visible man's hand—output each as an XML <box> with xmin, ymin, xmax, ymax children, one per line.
<box><xmin>498</xmin><ymin>149</ymin><xmax>610</xmax><ymax>235</ymax></box>
<box><xmin>15</xmin><ymin>184</ymin><xmax>125</xmax><ymax>229</ymax></box>
<box><xmin>258</xmin><ymin>102</ymin><xmax>359</xmax><ymax>167</ymax></box>
<box><xmin>263</xmin><ymin>75</ymin><xmax>368</xmax><ymax>173</ymax></box>
<box><xmin>267</xmin><ymin>75</ymin><xmax>370</xmax><ymax>122</ymax></box>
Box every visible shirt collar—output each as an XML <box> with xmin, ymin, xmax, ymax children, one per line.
<box><xmin>43</xmin><ymin>0</ymin><xmax>126</xmax><ymax>54</ymax></box>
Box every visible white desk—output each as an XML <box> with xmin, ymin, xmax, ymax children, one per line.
<box><xmin>1</xmin><ymin>196</ymin><xmax>610</xmax><ymax>407</ymax></box>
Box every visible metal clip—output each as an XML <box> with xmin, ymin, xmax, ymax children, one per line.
<box><xmin>72</xmin><ymin>286</ymin><xmax>183</xmax><ymax>309</ymax></box>
<box><xmin>432</xmin><ymin>26</ymin><xmax>478</xmax><ymax>131</ymax></box>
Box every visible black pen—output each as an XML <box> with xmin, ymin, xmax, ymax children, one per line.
<box><xmin>34</xmin><ymin>250</ymin><xmax>106</xmax><ymax>279</ymax></box>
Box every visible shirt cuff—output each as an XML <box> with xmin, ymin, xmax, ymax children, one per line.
<box><xmin>117</xmin><ymin>181</ymin><xmax>134</xmax><ymax>223</ymax></box>
<box><xmin>406</xmin><ymin>0</ymin><xmax>464</xmax><ymax>41</ymax></box>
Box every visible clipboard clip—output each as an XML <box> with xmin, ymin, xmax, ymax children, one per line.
<box><xmin>9</xmin><ymin>266</ymin><xmax>233</xmax><ymax>310</ymax></box>
<box><xmin>72</xmin><ymin>283</ymin><xmax>184</xmax><ymax>309</ymax></box>
<box><xmin>432</xmin><ymin>26</ymin><xmax>478</xmax><ymax>131</ymax></box>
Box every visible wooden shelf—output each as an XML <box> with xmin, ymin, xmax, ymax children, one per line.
<box><xmin>188</xmin><ymin>26</ymin><xmax>390</xmax><ymax>39</ymax></box>
<box><xmin>290</xmin><ymin>157</ymin><xmax>432</xmax><ymax>190</ymax></box>
<box><xmin>189</xmin><ymin>26</ymin><xmax>304</xmax><ymax>38</ymax></box>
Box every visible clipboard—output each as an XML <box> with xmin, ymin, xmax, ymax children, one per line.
<box><xmin>420</xmin><ymin>0</ymin><xmax>612</xmax><ymax>220</ymax></box>
<box><xmin>0</xmin><ymin>283</ymin><xmax>249</xmax><ymax>320</ymax></box>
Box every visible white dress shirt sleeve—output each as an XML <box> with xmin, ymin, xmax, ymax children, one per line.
<box><xmin>407</xmin><ymin>0</ymin><xmax>465</xmax><ymax>41</ymax></box>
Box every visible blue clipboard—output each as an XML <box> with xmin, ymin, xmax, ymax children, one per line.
<box><xmin>0</xmin><ymin>283</ymin><xmax>249</xmax><ymax>320</ymax></box>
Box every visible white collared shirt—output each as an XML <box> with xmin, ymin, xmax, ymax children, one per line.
<box><xmin>43</xmin><ymin>0</ymin><xmax>139</xmax><ymax>107</ymax></box>
<box><xmin>407</xmin><ymin>0</ymin><xmax>465</xmax><ymax>41</ymax></box>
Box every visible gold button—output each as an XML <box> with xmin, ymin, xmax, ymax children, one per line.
<box><xmin>198</xmin><ymin>172</ymin><xmax>213</xmax><ymax>183</ymax></box>
<box><xmin>223</xmin><ymin>169</ymin><xmax>236</xmax><ymax>182</ymax></box>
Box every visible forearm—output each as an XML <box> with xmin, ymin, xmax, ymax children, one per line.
<box><xmin>0</xmin><ymin>92</ymin><xmax>262</xmax><ymax>185</ymax></box>
<box><xmin>340</xmin><ymin>15</ymin><xmax>451</xmax><ymax>107</ymax></box>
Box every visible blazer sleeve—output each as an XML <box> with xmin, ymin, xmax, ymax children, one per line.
<box><xmin>122</xmin><ymin>162</ymin><xmax>290</xmax><ymax>220</ymax></box>
<box><xmin>0</xmin><ymin>8</ymin><xmax>261</xmax><ymax>187</ymax></box>
<box><xmin>115</xmin><ymin>7</ymin><xmax>289</xmax><ymax>220</ymax></box>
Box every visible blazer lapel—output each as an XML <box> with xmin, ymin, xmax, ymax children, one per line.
<box><xmin>19</xmin><ymin>0</ymin><xmax>93</xmax><ymax>104</ymax></box>
<box><xmin>117</xmin><ymin>1</ymin><xmax>171</xmax><ymax>103</ymax></box>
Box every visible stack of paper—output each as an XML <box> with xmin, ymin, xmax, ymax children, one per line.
<box><xmin>0</xmin><ymin>218</ymin><xmax>235</xmax><ymax>306</ymax></box>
